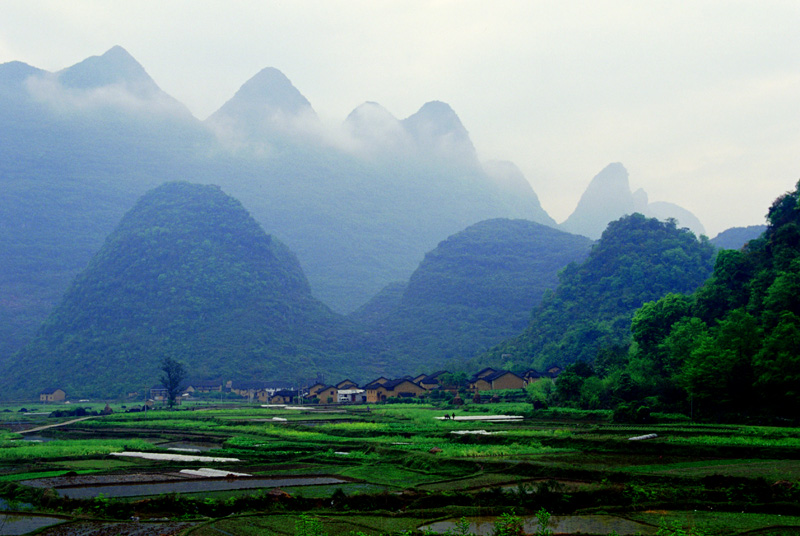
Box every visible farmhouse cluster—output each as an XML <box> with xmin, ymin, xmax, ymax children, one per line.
<box><xmin>146</xmin><ymin>366</ymin><xmax>562</xmax><ymax>405</ymax></box>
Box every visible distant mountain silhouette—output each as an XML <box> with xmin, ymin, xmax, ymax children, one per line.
<box><xmin>711</xmin><ymin>225</ymin><xmax>767</xmax><ymax>250</ymax></box>
<box><xmin>561</xmin><ymin>163</ymin><xmax>705</xmax><ymax>239</ymax></box>
<box><xmin>206</xmin><ymin>67</ymin><xmax>320</xmax><ymax>143</ymax></box>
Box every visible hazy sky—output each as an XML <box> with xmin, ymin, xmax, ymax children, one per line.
<box><xmin>3</xmin><ymin>1</ymin><xmax>800</xmax><ymax>236</ymax></box>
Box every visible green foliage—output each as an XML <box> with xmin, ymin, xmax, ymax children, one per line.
<box><xmin>3</xmin><ymin>182</ymin><xmax>372</xmax><ymax>398</ymax></box>
<box><xmin>535</xmin><ymin>508</ymin><xmax>553</xmax><ymax>536</ymax></box>
<box><xmin>357</xmin><ymin>218</ymin><xmax>593</xmax><ymax>372</ymax></box>
<box><xmin>160</xmin><ymin>356</ymin><xmax>187</xmax><ymax>408</ymax></box>
<box><xmin>492</xmin><ymin>512</ymin><xmax>524</xmax><ymax>536</ymax></box>
<box><xmin>622</xmin><ymin>180</ymin><xmax>800</xmax><ymax>420</ymax></box>
<box><xmin>481</xmin><ymin>214</ymin><xmax>715</xmax><ymax>372</ymax></box>
<box><xmin>296</xmin><ymin>514</ymin><xmax>327</xmax><ymax>536</ymax></box>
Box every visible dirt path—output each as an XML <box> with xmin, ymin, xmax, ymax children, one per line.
<box><xmin>18</xmin><ymin>416</ymin><xmax>96</xmax><ymax>434</ymax></box>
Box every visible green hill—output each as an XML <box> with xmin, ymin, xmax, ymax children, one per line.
<box><xmin>626</xmin><ymin>180</ymin><xmax>800</xmax><ymax>418</ymax></box>
<box><xmin>478</xmin><ymin>213</ymin><xmax>717</xmax><ymax>371</ymax></box>
<box><xmin>356</xmin><ymin>219</ymin><xmax>593</xmax><ymax>373</ymax></box>
<box><xmin>1</xmin><ymin>182</ymin><xmax>367</xmax><ymax>399</ymax></box>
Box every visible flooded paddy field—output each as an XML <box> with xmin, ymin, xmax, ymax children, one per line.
<box><xmin>3</xmin><ymin>402</ymin><xmax>800</xmax><ymax>535</ymax></box>
<box><xmin>420</xmin><ymin>514</ymin><xmax>657</xmax><ymax>535</ymax></box>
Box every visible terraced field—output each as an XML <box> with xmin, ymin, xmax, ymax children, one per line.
<box><xmin>0</xmin><ymin>401</ymin><xmax>799</xmax><ymax>535</ymax></box>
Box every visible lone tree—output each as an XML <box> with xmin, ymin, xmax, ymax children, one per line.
<box><xmin>159</xmin><ymin>357</ymin><xmax>187</xmax><ymax>408</ymax></box>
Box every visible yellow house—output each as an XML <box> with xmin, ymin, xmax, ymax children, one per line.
<box><xmin>316</xmin><ymin>386</ymin><xmax>339</xmax><ymax>404</ymax></box>
<box><xmin>39</xmin><ymin>388</ymin><xmax>66</xmax><ymax>403</ymax></box>
<box><xmin>471</xmin><ymin>371</ymin><xmax>525</xmax><ymax>391</ymax></box>
<box><xmin>365</xmin><ymin>379</ymin><xmax>426</xmax><ymax>403</ymax></box>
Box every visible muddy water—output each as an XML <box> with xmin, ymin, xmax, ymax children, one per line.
<box><xmin>54</xmin><ymin>476</ymin><xmax>347</xmax><ymax>499</ymax></box>
<box><xmin>420</xmin><ymin>514</ymin><xmax>656</xmax><ymax>535</ymax></box>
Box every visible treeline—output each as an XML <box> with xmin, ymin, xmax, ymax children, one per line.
<box><xmin>535</xmin><ymin>182</ymin><xmax>800</xmax><ymax>422</ymax></box>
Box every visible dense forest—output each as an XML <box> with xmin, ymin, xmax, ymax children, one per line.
<box><xmin>514</xmin><ymin>183</ymin><xmax>800</xmax><ymax>423</ymax></box>
<box><xmin>477</xmin><ymin>213</ymin><xmax>717</xmax><ymax>372</ymax></box>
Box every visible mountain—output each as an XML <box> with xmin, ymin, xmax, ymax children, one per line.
<box><xmin>355</xmin><ymin>219</ymin><xmax>594</xmax><ymax>374</ymax></box>
<box><xmin>561</xmin><ymin>163</ymin><xmax>705</xmax><ymax>239</ymax></box>
<box><xmin>482</xmin><ymin>160</ymin><xmax>558</xmax><ymax>227</ymax></box>
<box><xmin>1</xmin><ymin>182</ymin><xmax>366</xmax><ymax>399</ymax></box>
<box><xmin>205</xmin><ymin>67</ymin><xmax>320</xmax><ymax>145</ymax></box>
<box><xmin>710</xmin><ymin>225</ymin><xmax>767</xmax><ymax>250</ymax></box>
<box><xmin>0</xmin><ymin>47</ymin><xmax>555</xmax><ymax>363</ymax></box>
<box><xmin>0</xmin><ymin>47</ymin><xmax>211</xmax><ymax>363</ymax></box>
<box><xmin>478</xmin><ymin>213</ymin><xmax>717</xmax><ymax>372</ymax></box>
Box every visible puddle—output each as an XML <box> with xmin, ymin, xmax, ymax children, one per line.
<box><xmin>0</xmin><ymin>514</ymin><xmax>65</xmax><ymax>535</ymax></box>
<box><xmin>420</xmin><ymin>514</ymin><xmax>656</xmax><ymax>535</ymax></box>
<box><xmin>435</xmin><ymin>415</ymin><xmax>523</xmax><ymax>421</ymax></box>
<box><xmin>110</xmin><ymin>451</ymin><xmax>239</xmax><ymax>462</ymax></box>
<box><xmin>53</xmin><ymin>476</ymin><xmax>348</xmax><ymax>499</ymax></box>
<box><xmin>159</xmin><ymin>441</ymin><xmax>220</xmax><ymax>452</ymax></box>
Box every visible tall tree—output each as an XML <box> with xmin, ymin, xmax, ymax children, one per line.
<box><xmin>159</xmin><ymin>356</ymin><xmax>187</xmax><ymax>408</ymax></box>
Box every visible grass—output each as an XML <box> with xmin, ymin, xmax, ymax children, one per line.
<box><xmin>0</xmin><ymin>438</ymin><xmax>156</xmax><ymax>461</ymax></box>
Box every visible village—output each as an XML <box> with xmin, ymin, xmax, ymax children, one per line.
<box><xmin>38</xmin><ymin>366</ymin><xmax>563</xmax><ymax>406</ymax></box>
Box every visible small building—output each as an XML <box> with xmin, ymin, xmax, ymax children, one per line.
<box><xmin>39</xmin><ymin>388</ymin><xmax>66</xmax><ymax>403</ymax></box>
<box><xmin>270</xmin><ymin>389</ymin><xmax>299</xmax><ymax>404</ymax></box>
<box><xmin>365</xmin><ymin>378</ymin><xmax>426</xmax><ymax>403</ymax></box>
<box><xmin>150</xmin><ymin>385</ymin><xmax>169</xmax><ymax>401</ymax></box>
<box><xmin>338</xmin><ymin>388</ymin><xmax>366</xmax><ymax>403</ymax></box>
<box><xmin>183</xmin><ymin>379</ymin><xmax>224</xmax><ymax>394</ymax></box>
<box><xmin>419</xmin><ymin>370</ymin><xmax>448</xmax><ymax>390</ymax></box>
<box><xmin>315</xmin><ymin>386</ymin><xmax>339</xmax><ymax>404</ymax></box>
<box><xmin>471</xmin><ymin>370</ymin><xmax>525</xmax><ymax>391</ymax></box>
<box><xmin>306</xmin><ymin>383</ymin><xmax>327</xmax><ymax>397</ymax></box>
<box><xmin>521</xmin><ymin>369</ymin><xmax>544</xmax><ymax>385</ymax></box>
<box><xmin>335</xmin><ymin>379</ymin><xmax>358</xmax><ymax>390</ymax></box>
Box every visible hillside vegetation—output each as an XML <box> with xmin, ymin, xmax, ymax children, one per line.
<box><xmin>358</xmin><ymin>219</ymin><xmax>593</xmax><ymax>372</ymax></box>
<box><xmin>2</xmin><ymin>182</ymin><xmax>368</xmax><ymax>398</ymax></box>
<box><xmin>478</xmin><ymin>213</ymin><xmax>716</xmax><ymax>371</ymax></box>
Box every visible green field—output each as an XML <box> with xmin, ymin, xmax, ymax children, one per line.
<box><xmin>1</xmin><ymin>401</ymin><xmax>799</xmax><ymax>535</ymax></box>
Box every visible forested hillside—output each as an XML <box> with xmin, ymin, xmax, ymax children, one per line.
<box><xmin>2</xmin><ymin>183</ymin><xmax>369</xmax><ymax>399</ymax></box>
<box><xmin>616</xmin><ymin>181</ymin><xmax>800</xmax><ymax>419</ymax></box>
<box><xmin>478</xmin><ymin>214</ymin><xmax>716</xmax><ymax>371</ymax></box>
<box><xmin>355</xmin><ymin>219</ymin><xmax>593</xmax><ymax>372</ymax></box>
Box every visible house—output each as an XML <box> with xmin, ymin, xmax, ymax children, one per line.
<box><xmin>545</xmin><ymin>366</ymin><xmax>562</xmax><ymax>378</ymax></box>
<box><xmin>365</xmin><ymin>378</ymin><xmax>426</xmax><ymax>403</ymax></box>
<box><xmin>150</xmin><ymin>385</ymin><xmax>169</xmax><ymax>401</ymax></box>
<box><xmin>39</xmin><ymin>388</ymin><xmax>66</xmax><ymax>403</ymax></box>
<box><xmin>469</xmin><ymin>367</ymin><xmax>497</xmax><ymax>383</ymax></box>
<box><xmin>183</xmin><ymin>379</ymin><xmax>223</xmax><ymax>394</ymax></box>
<box><xmin>306</xmin><ymin>383</ymin><xmax>327</xmax><ymax>397</ymax></box>
<box><xmin>521</xmin><ymin>369</ymin><xmax>544</xmax><ymax>385</ymax></box>
<box><xmin>419</xmin><ymin>371</ymin><xmax>448</xmax><ymax>390</ymax></box>
<box><xmin>338</xmin><ymin>388</ymin><xmax>366</xmax><ymax>403</ymax></box>
<box><xmin>471</xmin><ymin>370</ymin><xmax>525</xmax><ymax>391</ymax></box>
<box><xmin>335</xmin><ymin>379</ymin><xmax>358</xmax><ymax>390</ymax></box>
<box><xmin>270</xmin><ymin>389</ymin><xmax>299</xmax><ymax>404</ymax></box>
<box><xmin>315</xmin><ymin>386</ymin><xmax>339</xmax><ymax>404</ymax></box>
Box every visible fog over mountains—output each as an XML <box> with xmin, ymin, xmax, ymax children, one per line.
<box><xmin>1</xmin><ymin>46</ymin><xmax>709</xmax><ymax>367</ymax></box>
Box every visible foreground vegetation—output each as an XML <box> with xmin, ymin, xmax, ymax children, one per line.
<box><xmin>1</xmin><ymin>400</ymin><xmax>799</xmax><ymax>535</ymax></box>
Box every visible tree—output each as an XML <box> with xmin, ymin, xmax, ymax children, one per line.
<box><xmin>159</xmin><ymin>356</ymin><xmax>187</xmax><ymax>408</ymax></box>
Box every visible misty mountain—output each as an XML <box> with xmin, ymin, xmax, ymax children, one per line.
<box><xmin>711</xmin><ymin>225</ymin><xmax>767</xmax><ymax>250</ymax></box>
<box><xmin>561</xmin><ymin>163</ymin><xmax>705</xmax><ymax>239</ymax></box>
<box><xmin>0</xmin><ymin>46</ymin><xmax>556</xmax><ymax>362</ymax></box>
<box><xmin>2</xmin><ymin>183</ymin><xmax>368</xmax><ymax>399</ymax></box>
<box><xmin>354</xmin><ymin>219</ymin><xmax>593</xmax><ymax>373</ymax></box>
